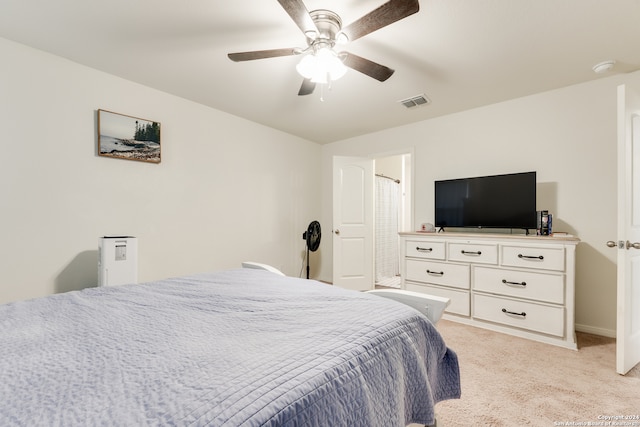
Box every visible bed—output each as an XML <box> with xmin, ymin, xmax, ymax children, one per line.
<box><xmin>0</xmin><ymin>268</ymin><xmax>460</xmax><ymax>426</ymax></box>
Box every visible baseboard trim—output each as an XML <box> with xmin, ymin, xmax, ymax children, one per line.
<box><xmin>575</xmin><ymin>323</ymin><xmax>616</xmax><ymax>338</ymax></box>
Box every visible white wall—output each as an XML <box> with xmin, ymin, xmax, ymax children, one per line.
<box><xmin>0</xmin><ymin>37</ymin><xmax>321</xmax><ymax>304</ymax></box>
<box><xmin>375</xmin><ymin>155</ymin><xmax>403</xmax><ymax>181</ymax></box>
<box><xmin>320</xmin><ymin>71</ymin><xmax>640</xmax><ymax>336</ymax></box>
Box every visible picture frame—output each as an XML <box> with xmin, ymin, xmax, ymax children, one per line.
<box><xmin>98</xmin><ymin>109</ymin><xmax>161</xmax><ymax>163</ymax></box>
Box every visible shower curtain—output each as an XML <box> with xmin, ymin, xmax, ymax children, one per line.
<box><xmin>375</xmin><ymin>176</ymin><xmax>401</xmax><ymax>288</ymax></box>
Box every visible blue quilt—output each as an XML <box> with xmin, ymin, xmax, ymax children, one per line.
<box><xmin>0</xmin><ymin>269</ymin><xmax>460</xmax><ymax>426</ymax></box>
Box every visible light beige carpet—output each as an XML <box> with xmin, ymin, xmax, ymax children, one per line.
<box><xmin>424</xmin><ymin>320</ymin><xmax>640</xmax><ymax>427</ymax></box>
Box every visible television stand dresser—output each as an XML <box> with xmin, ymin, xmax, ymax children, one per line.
<box><xmin>399</xmin><ymin>232</ymin><xmax>580</xmax><ymax>349</ymax></box>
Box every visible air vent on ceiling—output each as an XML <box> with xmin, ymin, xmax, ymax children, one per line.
<box><xmin>399</xmin><ymin>94</ymin><xmax>430</xmax><ymax>109</ymax></box>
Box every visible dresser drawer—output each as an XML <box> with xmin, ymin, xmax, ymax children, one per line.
<box><xmin>448</xmin><ymin>242</ymin><xmax>498</xmax><ymax>265</ymax></box>
<box><xmin>405</xmin><ymin>281</ymin><xmax>470</xmax><ymax>316</ymax></box>
<box><xmin>501</xmin><ymin>244</ymin><xmax>565</xmax><ymax>271</ymax></box>
<box><xmin>405</xmin><ymin>259</ymin><xmax>470</xmax><ymax>289</ymax></box>
<box><xmin>473</xmin><ymin>293</ymin><xmax>565</xmax><ymax>337</ymax></box>
<box><xmin>473</xmin><ymin>266</ymin><xmax>564</xmax><ymax>304</ymax></box>
<box><xmin>405</xmin><ymin>240</ymin><xmax>446</xmax><ymax>260</ymax></box>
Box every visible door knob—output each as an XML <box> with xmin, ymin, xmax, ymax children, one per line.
<box><xmin>608</xmin><ymin>240</ymin><xmax>640</xmax><ymax>249</ymax></box>
<box><xmin>626</xmin><ymin>241</ymin><xmax>640</xmax><ymax>250</ymax></box>
<box><xmin>334</xmin><ymin>229</ymin><xmax>340</xmax><ymax>235</ymax></box>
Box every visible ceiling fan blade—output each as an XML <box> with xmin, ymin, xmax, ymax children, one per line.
<box><xmin>341</xmin><ymin>0</ymin><xmax>420</xmax><ymax>42</ymax></box>
<box><xmin>277</xmin><ymin>0</ymin><xmax>318</xmax><ymax>36</ymax></box>
<box><xmin>341</xmin><ymin>52</ymin><xmax>395</xmax><ymax>82</ymax></box>
<box><xmin>227</xmin><ymin>48</ymin><xmax>299</xmax><ymax>62</ymax></box>
<box><xmin>298</xmin><ymin>78</ymin><xmax>316</xmax><ymax>96</ymax></box>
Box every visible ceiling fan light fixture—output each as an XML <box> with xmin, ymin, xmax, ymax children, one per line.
<box><xmin>296</xmin><ymin>54</ymin><xmax>317</xmax><ymax>78</ymax></box>
<box><xmin>296</xmin><ymin>48</ymin><xmax>347</xmax><ymax>82</ymax></box>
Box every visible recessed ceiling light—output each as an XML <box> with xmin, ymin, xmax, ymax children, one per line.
<box><xmin>592</xmin><ymin>60</ymin><xmax>616</xmax><ymax>74</ymax></box>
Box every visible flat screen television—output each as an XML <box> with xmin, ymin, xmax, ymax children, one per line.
<box><xmin>434</xmin><ymin>171</ymin><xmax>537</xmax><ymax>231</ymax></box>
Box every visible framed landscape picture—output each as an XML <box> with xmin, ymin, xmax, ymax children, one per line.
<box><xmin>98</xmin><ymin>109</ymin><xmax>161</xmax><ymax>163</ymax></box>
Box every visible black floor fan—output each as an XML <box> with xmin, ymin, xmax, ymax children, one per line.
<box><xmin>302</xmin><ymin>221</ymin><xmax>321</xmax><ymax>279</ymax></box>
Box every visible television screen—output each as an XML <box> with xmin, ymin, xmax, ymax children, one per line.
<box><xmin>435</xmin><ymin>171</ymin><xmax>537</xmax><ymax>230</ymax></box>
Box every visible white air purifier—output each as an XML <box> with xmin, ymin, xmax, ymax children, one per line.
<box><xmin>98</xmin><ymin>236</ymin><xmax>138</xmax><ymax>287</ymax></box>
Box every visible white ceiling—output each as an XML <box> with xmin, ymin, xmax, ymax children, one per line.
<box><xmin>1</xmin><ymin>0</ymin><xmax>639</xmax><ymax>144</ymax></box>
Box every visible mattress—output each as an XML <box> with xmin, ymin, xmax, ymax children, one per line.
<box><xmin>0</xmin><ymin>269</ymin><xmax>460</xmax><ymax>426</ymax></box>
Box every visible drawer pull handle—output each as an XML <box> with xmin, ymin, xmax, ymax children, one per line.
<box><xmin>502</xmin><ymin>279</ymin><xmax>527</xmax><ymax>287</ymax></box>
<box><xmin>426</xmin><ymin>269</ymin><xmax>444</xmax><ymax>276</ymax></box>
<box><xmin>461</xmin><ymin>250</ymin><xmax>482</xmax><ymax>256</ymax></box>
<box><xmin>502</xmin><ymin>308</ymin><xmax>526</xmax><ymax>317</ymax></box>
<box><xmin>518</xmin><ymin>254</ymin><xmax>544</xmax><ymax>260</ymax></box>
<box><xmin>416</xmin><ymin>246</ymin><xmax>433</xmax><ymax>252</ymax></box>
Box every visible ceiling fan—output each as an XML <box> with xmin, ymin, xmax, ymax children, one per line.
<box><xmin>227</xmin><ymin>0</ymin><xmax>420</xmax><ymax>96</ymax></box>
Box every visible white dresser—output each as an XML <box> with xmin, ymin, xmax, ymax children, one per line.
<box><xmin>400</xmin><ymin>232</ymin><xmax>580</xmax><ymax>349</ymax></box>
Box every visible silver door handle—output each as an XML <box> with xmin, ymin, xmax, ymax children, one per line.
<box><xmin>607</xmin><ymin>240</ymin><xmax>625</xmax><ymax>249</ymax></box>
<box><xmin>626</xmin><ymin>241</ymin><xmax>640</xmax><ymax>250</ymax></box>
<box><xmin>609</xmin><ymin>240</ymin><xmax>640</xmax><ymax>249</ymax></box>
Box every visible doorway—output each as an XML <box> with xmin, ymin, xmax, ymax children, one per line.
<box><xmin>332</xmin><ymin>152</ymin><xmax>412</xmax><ymax>291</ymax></box>
<box><xmin>374</xmin><ymin>153</ymin><xmax>412</xmax><ymax>288</ymax></box>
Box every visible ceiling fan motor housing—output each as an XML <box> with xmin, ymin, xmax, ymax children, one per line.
<box><xmin>308</xmin><ymin>9</ymin><xmax>343</xmax><ymax>48</ymax></box>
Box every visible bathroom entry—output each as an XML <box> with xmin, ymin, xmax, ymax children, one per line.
<box><xmin>332</xmin><ymin>153</ymin><xmax>412</xmax><ymax>291</ymax></box>
<box><xmin>374</xmin><ymin>154</ymin><xmax>412</xmax><ymax>288</ymax></box>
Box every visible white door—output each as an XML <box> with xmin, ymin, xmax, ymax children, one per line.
<box><xmin>615</xmin><ymin>83</ymin><xmax>640</xmax><ymax>375</ymax></box>
<box><xmin>332</xmin><ymin>156</ymin><xmax>374</xmax><ymax>291</ymax></box>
